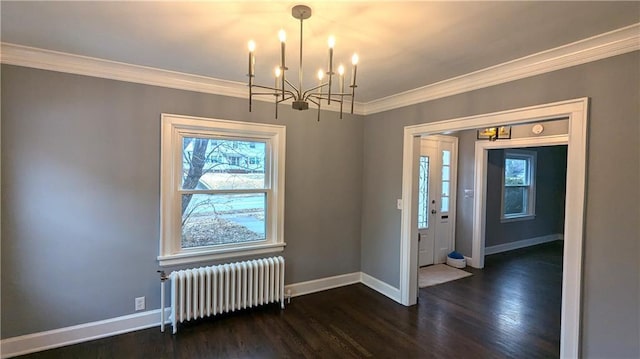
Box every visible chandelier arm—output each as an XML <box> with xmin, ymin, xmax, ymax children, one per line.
<box><xmin>307</xmin><ymin>94</ymin><xmax>329</xmax><ymax>101</ymax></box>
<box><xmin>251</xmin><ymin>84</ymin><xmax>296</xmax><ymax>98</ymax></box>
<box><xmin>306</xmin><ymin>97</ymin><xmax>321</xmax><ymax>122</ymax></box>
<box><xmin>308</xmin><ymin>92</ymin><xmax>349</xmax><ymax>120</ymax></box>
<box><xmin>329</xmin><ymin>91</ymin><xmax>352</xmax><ymax>97</ymax></box>
<box><xmin>302</xmin><ymin>83</ymin><xmax>328</xmax><ymax>100</ymax></box>
<box><xmin>252</xmin><ymin>91</ymin><xmax>295</xmax><ymax>98</ymax></box>
<box><xmin>283</xmin><ymin>79</ymin><xmax>302</xmax><ymax>98</ymax></box>
<box><xmin>276</xmin><ymin>94</ymin><xmax>295</xmax><ymax>104</ymax></box>
<box><xmin>250</xmin><ymin>84</ymin><xmax>278</xmax><ymax>91</ymax></box>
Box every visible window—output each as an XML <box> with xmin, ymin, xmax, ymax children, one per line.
<box><xmin>441</xmin><ymin>150</ymin><xmax>451</xmax><ymax>213</ymax></box>
<box><xmin>159</xmin><ymin>114</ymin><xmax>286</xmax><ymax>266</ymax></box>
<box><xmin>417</xmin><ymin>156</ymin><xmax>430</xmax><ymax>229</ymax></box>
<box><xmin>502</xmin><ymin>149</ymin><xmax>536</xmax><ymax>221</ymax></box>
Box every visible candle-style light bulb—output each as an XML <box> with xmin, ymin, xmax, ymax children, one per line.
<box><xmin>274</xmin><ymin>66</ymin><xmax>281</xmax><ymax>90</ymax></box>
<box><xmin>248</xmin><ymin>40</ymin><xmax>256</xmax><ymax>77</ymax></box>
<box><xmin>328</xmin><ymin>36</ymin><xmax>336</xmax><ymax>49</ymax></box>
<box><xmin>317</xmin><ymin>69</ymin><xmax>324</xmax><ymax>81</ymax></box>
<box><xmin>338</xmin><ymin>64</ymin><xmax>345</xmax><ymax>93</ymax></box>
<box><xmin>278</xmin><ymin>29</ymin><xmax>286</xmax><ymax>73</ymax></box>
<box><xmin>350</xmin><ymin>54</ymin><xmax>359</xmax><ymax>87</ymax></box>
<box><xmin>326</xmin><ymin>36</ymin><xmax>336</xmax><ymax>104</ymax></box>
<box><xmin>338</xmin><ymin>64</ymin><xmax>345</xmax><ymax>76</ymax></box>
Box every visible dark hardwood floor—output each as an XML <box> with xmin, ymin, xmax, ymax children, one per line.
<box><xmin>16</xmin><ymin>241</ymin><xmax>562</xmax><ymax>358</ymax></box>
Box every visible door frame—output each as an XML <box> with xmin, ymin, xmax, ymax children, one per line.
<box><xmin>471</xmin><ymin>135</ymin><xmax>568</xmax><ymax>268</ymax></box>
<box><xmin>399</xmin><ymin>98</ymin><xmax>588</xmax><ymax>358</ymax></box>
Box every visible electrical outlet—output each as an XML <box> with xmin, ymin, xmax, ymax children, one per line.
<box><xmin>135</xmin><ymin>296</ymin><xmax>145</xmax><ymax>311</ymax></box>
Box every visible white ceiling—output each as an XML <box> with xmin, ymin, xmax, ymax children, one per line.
<box><xmin>2</xmin><ymin>1</ymin><xmax>639</xmax><ymax>102</ymax></box>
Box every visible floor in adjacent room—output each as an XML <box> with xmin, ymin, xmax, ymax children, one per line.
<box><xmin>16</xmin><ymin>241</ymin><xmax>563</xmax><ymax>358</ymax></box>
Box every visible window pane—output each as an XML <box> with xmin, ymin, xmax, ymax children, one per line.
<box><xmin>442</xmin><ymin>181</ymin><xmax>450</xmax><ymax>197</ymax></box>
<box><xmin>441</xmin><ymin>197</ymin><xmax>449</xmax><ymax>213</ymax></box>
<box><xmin>505</xmin><ymin>158</ymin><xmax>528</xmax><ymax>186</ymax></box>
<box><xmin>181</xmin><ymin>193</ymin><xmax>266</xmax><ymax>248</ymax></box>
<box><xmin>504</xmin><ymin>187</ymin><xmax>527</xmax><ymax>216</ymax></box>
<box><xmin>442</xmin><ymin>165</ymin><xmax>450</xmax><ymax>181</ymax></box>
<box><xmin>182</xmin><ymin>137</ymin><xmax>266</xmax><ymax>190</ymax></box>
<box><xmin>418</xmin><ymin>156</ymin><xmax>429</xmax><ymax>229</ymax></box>
<box><xmin>442</xmin><ymin>150</ymin><xmax>451</xmax><ymax>166</ymax></box>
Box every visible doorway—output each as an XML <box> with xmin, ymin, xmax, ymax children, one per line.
<box><xmin>417</xmin><ymin>135</ymin><xmax>458</xmax><ymax>267</ymax></box>
<box><xmin>398</xmin><ymin>98</ymin><xmax>588</xmax><ymax>358</ymax></box>
<box><xmin>472</xmin><ymin>135</ymin><xmax>569</xmax><ymax>268</ymax></box>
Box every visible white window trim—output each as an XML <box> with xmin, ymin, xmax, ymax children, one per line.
<box><xmin>500</xmin><ymin>149</ymin><xmax>537</xmax><ymax>222</ymax></box>
<box><xmin>159</xmin><ymin>114</ymin><xmax>286</xmax><ymax>266</ymax></box>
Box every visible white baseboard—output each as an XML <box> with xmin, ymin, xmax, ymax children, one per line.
<box><xmin>463</xmin><ymin>256</ymin><xmax>478</xmax><ymax>269</ymax></box>
<box><xmin>360</xmin><ymin>272</ymin><xmax>402</xmax><ymax>303</ymax></box>
<box><xmin>484</xmin><ymin>233</ymin><xmax>563</xmax><ymax>256</ymax></box>
<box><xmin>1</xmin><ymin>271</ymin><xmax>401</xmax><ymax>358</ymax></box>
<box><xmin>284</xmin><ymin>272</ymin><xmax>361</xmax><ymax>298</ymax></box>
<box><xmin>0</xmin><ymin>308</ymin><xmax>171</xmax><ymax>358</ymax></box>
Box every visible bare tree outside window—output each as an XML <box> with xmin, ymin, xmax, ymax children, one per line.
<box><xmin>180</xmin><ymin>137</ymin><xmax>267</xmax><ymax>248</ymax></box>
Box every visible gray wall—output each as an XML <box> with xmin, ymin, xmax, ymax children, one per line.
<box><xmin>452</xmin><ymin>130</ymin><xmax>476</xmax><ymax>255</ymax></box>
<box><xmin>1</xmin><ymin>65</ymin><xmax>363</xmax><ymax>338</ymax></box>
<box><xmin>361</xmin><ymin>51</ymin><xmax>639</xmax><ymax>357</ymax></box>
<box><xmin>485</xmin><ymin>146</ymin><xmax>567</xmax><ymax>247</ymax></box>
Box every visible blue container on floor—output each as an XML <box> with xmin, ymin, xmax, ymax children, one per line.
<box><xmin>447</xmin><ymin>251</ymin><xmax>466</xmax><ymax>268</ymax></box>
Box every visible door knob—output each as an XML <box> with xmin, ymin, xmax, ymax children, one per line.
<box><xmin>431</xmin><ymin>209</ymin><xmax>437</xmax><ymax>214</ymax></box>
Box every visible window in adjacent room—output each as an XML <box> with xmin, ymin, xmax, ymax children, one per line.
<box><xmin>502</xmin><ymin>149</ymin><xmax>536</xmax><ymax>221</ymax></box>
<box><xmin>159</xmin><ymin>114</ymin><xmax>286</xmax><ymax>266</ymax></box>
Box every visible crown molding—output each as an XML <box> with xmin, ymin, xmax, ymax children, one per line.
<box><xmin>362</xmin><ymin>23</ymin><xmax>640</xmax><ymax>115</ymax></box>
<box><xmin>0</xmin><ymin>43</ymin><xmax>251</xmax><ymax>99</ymax></box>
<box><xmin>0</xmin><ymin>42</ymin><xmax>365</xmax><ymax>116</ymax></box>
<box><xmin>2</xmin><ymin>23</ymin><xmax>638</xmax><ymax>117</ymax></box>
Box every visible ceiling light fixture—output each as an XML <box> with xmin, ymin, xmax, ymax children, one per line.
<box><xmin>247</xmin><ymin>4</ymin><xmax>358</xmax><ymax>121</ymax></box>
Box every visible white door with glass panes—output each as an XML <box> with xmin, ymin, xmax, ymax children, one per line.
<box><xmin>417</xmin><ymin>136</ymin><xmax>458</xmax><ymax>267</ymax></box>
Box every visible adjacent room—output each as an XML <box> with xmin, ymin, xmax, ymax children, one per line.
<box><xmin>1</xmin><ymin>2</ymin><xmax>639</xmax><ymax>358</ymax></box>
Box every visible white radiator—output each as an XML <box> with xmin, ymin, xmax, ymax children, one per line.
<box><xmin>160</xmin><ymin>256</ymin><xmax>285</xmax><ymax>334</ymax></box>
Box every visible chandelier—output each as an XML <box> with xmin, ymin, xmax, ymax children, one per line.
<box><xmin>247</xmin><ymin>5</ymin><xmax>358</xmax><ymax>120</ymax></box>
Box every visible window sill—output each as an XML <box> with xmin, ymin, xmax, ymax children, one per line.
<box><xmin>158</xmin><ymin>242</ymin><xmax>286</xmax><ymax>267</ymax></box>
<box><xmin>500</xmin><ymin>215</ymin><xmax>536</xmax><ymax>223</ymax></box>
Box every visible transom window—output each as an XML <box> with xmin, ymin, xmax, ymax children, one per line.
<box><xmin>502</xmin><ymin>149</ymin><xmax>536</xmax><ymax>221</ymax></box>
<box><xmin>159</xmin><ymin>114</ymin><xmax>286</xmax><ymax>266</ymax></box>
